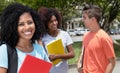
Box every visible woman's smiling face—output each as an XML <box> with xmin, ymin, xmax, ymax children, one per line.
<box><xmin>17</xmin><ymin>12</ymin><xmax>35</xmax><ymax>41</ymax></box>
<box><xmin>48</xmin><ymin>15</ymin><xmax>58</xmax><ymax>31</ymax></box>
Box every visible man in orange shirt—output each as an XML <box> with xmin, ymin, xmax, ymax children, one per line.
<box><xmin>77</xmin><ymin>4</ymin><xmax>116</xmax><ymax>73</ymax></box>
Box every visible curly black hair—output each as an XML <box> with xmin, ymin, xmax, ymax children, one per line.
<box><xmin>0</xmin><ymin>3</ymin><xmax>45</xmax><ymax>48</ymax></box>
<box><xmin>38</xmin><ymin>7</ymin><xmax>62</xmax><ymax>33</ymax></box>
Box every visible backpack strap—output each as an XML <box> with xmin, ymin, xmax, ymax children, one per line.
<box><xmin>7</xmin><ymin>44</ymin><xmax>18</xmax><ymax>73</ymax></box>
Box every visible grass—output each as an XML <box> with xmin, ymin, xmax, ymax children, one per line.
<box><xmin>68</xmin><ymin>40</ymin><xmax>120</xmax><ymax>64</ymax></box>
<box><xmin>68</xmin><ymin>42</ymin><xmax>82</xmax><ymax>64</ymax></box>
<box><xmin>114</xmin><ymin>40</ymin><xmax>120</xmax><ymax>57</ymax></box>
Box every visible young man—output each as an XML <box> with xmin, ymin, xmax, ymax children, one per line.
<box><xmin>77</xmin><ymin>4</ymin><xmax>116</xmax><ymax>73</ymax></box>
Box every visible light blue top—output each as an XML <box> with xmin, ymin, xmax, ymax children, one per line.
<box><xmin>0</xmin><ymin>43</ymin><xmax>50</xmax><ymax>73</ymax></box>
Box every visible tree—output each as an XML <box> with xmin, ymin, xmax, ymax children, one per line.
<box><xmin>13</xmin><ymin>0</ymin><xmax>83</xmax><ymax>30</ymax></box>
<box><xmin>0</xmin><ymin>0</ymin><xmax>9</xmax><ymax>15</ymax></box>
<box><xmin>83</xmin><ymin>0</ymin><xmax>120</xmax><ymax>33</ymax></box>
<box><xmin>1</xmin><ymin>0</ymin><xmax>119</xmax><ymax>32</ymax></box>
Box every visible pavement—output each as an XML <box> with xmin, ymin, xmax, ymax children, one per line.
<box><xmin>68</xmin><ymin>64</ymin><xmax>78</xmax><ymax>73</ymax></box>
<box><xmin>68</xmin><ymin>58</ymin><xmax>120</xmax><ymax>73</ymax></box>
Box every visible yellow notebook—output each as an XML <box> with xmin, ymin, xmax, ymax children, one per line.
<box><xmin>46</xmin><ymin>38</ymin><xmax>65</xmax><ymax>65</ymax></box>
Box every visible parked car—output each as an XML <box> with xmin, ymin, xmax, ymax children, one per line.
<box><xmin>67</xmin><ymin>29</ymin><xmax>76</xmax><ymax>36</ymax></box>
<box><xmin>76</xmin><ymin>29</ymin><xmax>89</xmax><ymax>36</ymax></box>
<box><xmin>110</xmin><ymin>29</ymin><xmax>119</xmax><ymax>35</ymax></box>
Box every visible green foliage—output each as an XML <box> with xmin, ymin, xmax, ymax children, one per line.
<box><xmin>0</xmin><ymin>0</ymin><xmax>9</xmax><ymax>15</ymax></box>
<box><xmin>68</xmin><ymin>41</ymin><xmax>82</xmax><ymax>64</ymax></box>
<box><xmin>12</xmin><ymin>0</ymin><xmax>83</xmax><ymax>29</ymax></box>
<box><xmin>114</xmin><ymin>40</ymin><xmax>120</xmax><ymax>57</ymax></box>
<box><xmin>0</xmin><ymin>0</ymin><xmax>15</xmax><ymax>15</ymax></box>
<box><xmin>0</xmin><ymin>0</ymin><xmax>120</xmax><ymax>31</ymax></box>
<box><xmin>83</xmin><ymin>0</ymin><xmax>120</xmax><ymax>32</ymax></box>
<box><xmin>14</xmin><ymin>0</ymin><xmax>82</xmax><ymax>19</ymax></box>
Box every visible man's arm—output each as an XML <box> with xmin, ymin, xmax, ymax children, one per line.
<box><xmin>105</xmin><ymin>57</ymin><xmax>116</xmax><ymax>73</ymax></box>
<box><xmin>77</xmin><ymin>46</ymin><xmax>85</xmax><ymax>73</ymax></box>
<box><xmin>77</xmin><ymin>54</ymin><xmax>83</xmax><ymax>73</ymax></box>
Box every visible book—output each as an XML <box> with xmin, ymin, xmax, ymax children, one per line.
<box><xmin>46</xmin><ymin>38</ymin><xmax>65</xmax><ymax>65</ymax></box>
<box><xmin>18</xmin><ymin>55</ymin><xmax>52</xmax><ymax>73</ymax></box>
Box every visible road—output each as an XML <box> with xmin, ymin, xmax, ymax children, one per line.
<box><xmin>71</xmin><ymin>34</ymin><xmax>120</xmax><ymax>42</ymax></box>
<box><xmin>68</xmin><ymin>59</ymin><xmax>120</xmax><ymax>73</ymax></box>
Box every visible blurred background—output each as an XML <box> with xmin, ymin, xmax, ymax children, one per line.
<box><xmin>0</xmin><ymin>0</ymin><xmax>120</xmax><ymax>65</ymax></box>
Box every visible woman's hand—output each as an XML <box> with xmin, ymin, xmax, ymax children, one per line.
<box><xmin>49</xmin><ymin>54</ymin><xmax>59</xmax><ymax>61</ymax></box>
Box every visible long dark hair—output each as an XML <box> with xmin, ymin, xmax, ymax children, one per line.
<box><xmin>38</xmin><ymin>7</ymin><xmax>62</xmax><ymax>33</ymax></box>
<box><xmin>0</xmin><ymin>3</ymin><xmax>45</xmax><ymax>48</ymax></box>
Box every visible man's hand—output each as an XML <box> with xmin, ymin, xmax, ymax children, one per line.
<box><xmin>77</xmin><ymin>67</ymin><xmax>83</xmax><ymax>73</ymax></box>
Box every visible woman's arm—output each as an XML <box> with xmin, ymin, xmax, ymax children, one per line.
<box><xmin>0</xmin><ymin>67</ymin><xmax>7</xmax><ymax>73</ymax></box>
<box><xmin>0</xmin><ymin>44</ymin><xmax>8</xmax><ymax>73</ymax></box>
<box><xmin>49</xmin><ymin>44</ymin><xmax>75</xmax><ymax>61</ymax></box>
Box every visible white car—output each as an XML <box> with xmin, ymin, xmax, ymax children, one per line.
<box><xmin>67</xmin><ymin>29</ymin><xmax>76</xmax><ymax>36</ymax></box>
<box><xmin>76</xmin><ymin>29</ymin><xmax>89</xmax><ymax>36</ymax></box>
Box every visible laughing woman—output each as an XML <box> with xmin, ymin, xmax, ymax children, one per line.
<box><xmin>38</xmin><ymin>7</ymin><xmax>75</xmax><ymax>73</ymax></box>
<box><xmin>0</xmin><ymin>3</ymin><xmax>50</xmax><ymax>73</ymax></box>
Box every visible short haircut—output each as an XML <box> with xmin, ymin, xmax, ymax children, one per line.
<box><xmin>83</xmin><ymin>4</ymin><xmax>102</xmax><ymax>23</ymax></box>
<box><xmin>0</xmin><ymin>3</ymin><xmax>45</xmax><ymax>47</ymax></box>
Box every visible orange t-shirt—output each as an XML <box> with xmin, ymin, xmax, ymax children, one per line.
<box><xmin>82</xmin><ymin>29</ymin><xmax>115</xmax><ymax>73</ymax></box>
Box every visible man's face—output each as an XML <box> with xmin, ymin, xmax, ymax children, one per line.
<box><xmin>82</xmin><ymin>12</ymin><xmax>93</xmax><ymax>30</ymax></box>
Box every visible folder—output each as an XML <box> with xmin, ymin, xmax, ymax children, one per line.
<box><xmin>46</xmin><ymin>38</ymin><xmax>65</xmax><ymax>65</ymax></box>
<box><xmin>18</xmin><ymin>55</ymin><xmax>52</xmax><ymax>73</ymax></box>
